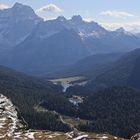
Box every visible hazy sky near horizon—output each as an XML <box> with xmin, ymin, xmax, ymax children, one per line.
<box><xmin>1</xmin><ymin>0</ymin><xmax>140</xmax><ymax>32</ymax></box>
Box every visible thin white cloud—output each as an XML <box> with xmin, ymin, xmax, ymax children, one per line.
<box><xmin>83</xmin><ymin>17</ymin><xmax>93</xmax><ymax>22</ymax></box>
<box><xmin>101</xmin><ymin>21</ymin><xmax>140</xmax><ymax>32</ymax></box>
<box><xmin>37</xmin><ymin>4</ymin><xmax>63</xmax><ymax>13</ymax></box>
<box><xmin>0</xmin><ymin>4</ymin><xmax>9</xmax><ymax>10</ymax></box>
<box><xmin>100</xmin><ymin>10</ymin><xmax>136</xmax><ymax>18</ymax></box>
<box><xmin>43</xmin><ymin>17</ymin><xmax>57</xmax><ymax>21</ymax></box>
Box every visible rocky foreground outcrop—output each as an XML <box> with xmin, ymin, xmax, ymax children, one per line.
<box><xmin>0</xmin><ymin>94</ymin><xmax>139</xmax><ymax>140</ymax></box>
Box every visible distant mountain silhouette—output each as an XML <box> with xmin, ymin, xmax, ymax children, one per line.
<box><xmin>0</xmin><ymin>3</ymin><xmax>140</xmax><ymax>75</ymax></box>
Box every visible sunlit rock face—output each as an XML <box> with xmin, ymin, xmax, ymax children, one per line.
<box><xmin>131</xmin><ymin>133</ymin><xmax>140</xmax><ymax>140</ymax></box>
<box><xmin>0</xmin><ymin>94</ymin><xmax>23</xmax><ymax>139</ymax></box>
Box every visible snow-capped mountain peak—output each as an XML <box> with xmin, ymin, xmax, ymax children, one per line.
<box><xmin>0</xmin><ymin>3</ymin><xmax>42</xmax><ymax>51</ymax></box>
<box><xmin>71</xmin><ymin>15</ymin><xmax>83</xmax><ymax>24</ymax></box>
<box><xmin>56</xmin><ymin>16</ymin><xmax>67</xmax><ymax>22</ymax></box>
<box><xmin>13</xmin><ymin>2</ymin><xmax>24</xmax><ymax>8</ymax></box>
<box><xmin>116</xmin><ymin>27</ymin><xmax>125</xmax><ymax>33</ymax></box>
<box><xmin>115</xmin><ymin>27</ymin><xmax>134</xmax><ymax>36</ymax></box>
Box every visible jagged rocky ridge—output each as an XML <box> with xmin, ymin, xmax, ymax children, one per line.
<box><xmin>0</xmin><ymin>3</ymin><xmax>42</xmax><ymax>51</ymax></box>
<box><xmin>0</xmin><ymin>3</ymin><xmax>140</xmax><ymax>75</ymax></box>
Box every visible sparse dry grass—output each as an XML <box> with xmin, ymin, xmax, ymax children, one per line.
<box><xmin>62</xmin><ymin>115</ymin><xmax>90</xmax><ymax>127</ymax></box>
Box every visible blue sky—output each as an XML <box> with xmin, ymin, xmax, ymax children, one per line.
<box><xmin>1</xmin><ymin>0</ymin><xmax>140</xmax><ymax>32</ymax></box>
